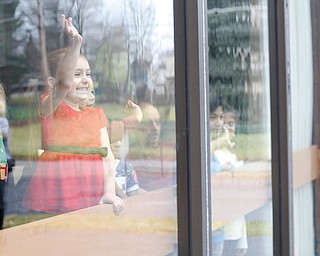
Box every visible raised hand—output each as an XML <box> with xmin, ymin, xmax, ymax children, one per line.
<box><xmin>220</xmin><ymin>124</ymin><xmax>235</xmax><ymax>148</ymax></box>
<box><xmin>60</xmin><ymin>14</ymin><xmax>82</xmax><ymax>44</ymax></box>
<box><xmin>125</xmin><ymin>100</ymin><xmax>143</xmax><ymax>122</ymax></box>
<box><xmin>210</xmin><ymin>125</ymin><xmax>235</xmax><ymax>151</ymax></box>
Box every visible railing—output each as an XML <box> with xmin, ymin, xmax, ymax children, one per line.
<box><xmin>0</xmin><ymin>146</ymin><xmax>317</xmax><ymax>255</ymax></box>
<box><xmin>0</xmin><ymin>186</ymin><xmax>177</xmax><ymax>256</ymax></box>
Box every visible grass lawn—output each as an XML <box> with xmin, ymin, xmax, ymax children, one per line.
<box><xmin>3</xmin><ymin>213</ymin><xmax>271</xmax><ymax>238</ymax></box>
<box><xmin>9</xmin><ymin>122</ymin><xmax>270</xmax><ymax>162</ymax></box>
<box><xmin>4</xmin><ymin>213</ymin><xmax>55</xmax><ymax>229</ymax></box>
<box><xmin>9</xmin><ymin>100</ymin><xmax>270</xmax><ymax>161</ymax></box>
<box><xmin>10</xmin><ymin>122</ymin><xmax>41</xmax><ymax>159</ymax></box>
<box><xmin>9</xmin><ymin>103</ymin><xmax>177</xmax><ymax>160</ymax></box>
<box><xmin>233</xmin><ymin>132</ymin><xmax>271</xmax><ymax>161</ymax></box>
<box><xmin>6</xmin><ymin>103</ymin><xmax>271</xmax><ymax>232</ymax></box>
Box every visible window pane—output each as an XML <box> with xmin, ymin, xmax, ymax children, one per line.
<box><xmin>207</xmin><ymin>1</ymin><xmax>273</xmax><ymax>255</ymax></box>
<box><xmin>1</xmin><ymin>1</ymin><xmax>177</xmax><ymax>255</ymax></box>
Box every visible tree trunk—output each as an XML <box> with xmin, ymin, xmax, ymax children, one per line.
<box><xmin>37</xmin><ymin>0</ymin><xmax>49</xmax><ymax>85</ymax></box>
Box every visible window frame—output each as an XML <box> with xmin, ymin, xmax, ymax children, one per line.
<box><xmin>174</xmin><ymin>0</ymin><xmax>294</xmax><ymax>255</ymax></box>
<box><xmin>268</xmin><ymin>0</ymin><xmax>294</xmax><ymax>255</ymax></box>
<box><xmin>174</xmin><ymin>0</ymin><xmax>211</xmax><ymax>255</ymax></box>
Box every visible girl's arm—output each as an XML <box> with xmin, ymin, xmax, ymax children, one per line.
<box><xmin>108</xmin><ymin>100</ymin><xmax>143</xmax><ymax>143</ymax></box>
<box><xmin>100</xmin><ymin>126</ymin><xmax>124</xmax><ymax>214</ymax></box>
<box><xmin>40</xmin><ymin>15</ymin><xmax>83</xmax><ymax>118</ymax></box>
<box><xmin>108</xmin><ymin>121</ymin><xmax>125</xmax><ymax>144</ymax></box>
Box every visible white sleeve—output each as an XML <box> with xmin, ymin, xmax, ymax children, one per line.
<box><xmin>237</xmin><ymin>217</ymin><xmax>248</xmax><ymax>249</ymax></box>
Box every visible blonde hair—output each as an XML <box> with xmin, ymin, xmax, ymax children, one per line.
<box><xmin>47</xmin><ymin>48</ymin><xmax>67</xmax><ymax>76</ymax></box>
<box><xmin>0</xmin><ymin>83</ymin><xmax>7</xmax><ymax>116</ymax></box>
<box><xmin>47</xmin><ymin>48</ymin><xmax>87</xmax><ymax>77</ymax></box>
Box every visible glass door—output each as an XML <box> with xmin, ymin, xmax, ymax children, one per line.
<box><xmin>207</xmin><ymin>1</ymin><xmax>273</xmax><ymax>255</ymax></box>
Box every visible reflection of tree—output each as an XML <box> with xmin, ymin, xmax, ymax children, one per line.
<box><xmin>37</xmin><ymin>0</ymin><xmax>49</xmax><ymax>83</ymax></box>
<box><xmin>93</xmin><ymin>0</ymin><xmax>157</xmax><ymax>103</ymax></box>
<box><xmin>2</xmin><ymin>0</ymin><xmax>161</xmax><ymax>104</ymax></box>
<box><xmin>125</xmin><ymin>0</ymin><xmax>156</xmax><ymax>103</ymax></box>
<box><xmin>207</xmin><ymin>0</ymin><xmax>268</xmax><ymax>130</ymax></box>
<box><xmin>125</xmin><ymin>0</ymin><xmax>155</xmax><ymax>61</ymax></box>
<box><xmin>94</xmin><ymin>24</ymin><xmax>129</xmax><ymax>102</ymax></box>
<box><xmin>12</xmin><ymin>0</ymin><xmax>58</xmax><ymax>79</ymax></box>
<box><xmin>0</xmin><ymin>0</ymin><xmax>28</xmax><ymax>88</ymax></box>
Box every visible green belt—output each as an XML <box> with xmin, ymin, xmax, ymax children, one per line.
<box><xmin>45</xmin><ymin>145</ymin><xmax>108</xmax><ymax>157</ymax></box>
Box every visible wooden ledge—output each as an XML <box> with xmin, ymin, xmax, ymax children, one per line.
<box><xmin>0</xmin><ymin>187</ymin><xmax>177</xmax><ymax>256</ymax></box>
<box><xmin>293</xmin><ymin>145</ymin><xmax>319</xmax><ymax>188</ymax></box>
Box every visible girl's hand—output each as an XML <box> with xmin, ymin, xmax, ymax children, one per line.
<box><xmin>219</xmin><ymin>126</ymin><xmax>235</xmax><ymax>148</ymax></box>
<box><xmin>60</xmin><ymin>14</ymin><xmax>82</xmax><ymax>44</ymax></box>
<box><xmin>100</xmin><ymin>194</ymin><xmax>124</xmax><ymax>215</ymax></box>
<box><xmin>125</xmin><ymin>100</ymin><xmax>143</xmax><ymax>122</ymax></box>
<box><xmin>112</xmin><ymin>196</ymin><xmax>125</xmax><ymax>215</ymax></box>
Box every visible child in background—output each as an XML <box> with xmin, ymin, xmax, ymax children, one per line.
<box><xmin>210</xmin><ymin>98</ymin><xmax>227</xmax><ymax>256</ymax></box>
<box><xmin>210</xmin><ymin>99</ymin><xmax>248</xmax><ymax>256</ymax></box>
<box><xmin>81</xmin><ymin>88</ymin><xmax>143</xmax><ymax>198</ymax></box>
<box><xmin>210</xmin><ymin>99</ymin><xmax>235</xmax><ymax>174</ymax></box>
<box><xmin>221</xmin><ymin>106</ymin><xmax>247</xmax><ymax>256</ymax></box>
<box><xmin>211</xmin><ymin>105</ymin><xmax>244</xmax><ymax>175</ymax></box>
<box><xmin>22</xmin><ymin>15</ymin><xmax>123</xmax><ymax>215</ymax></box>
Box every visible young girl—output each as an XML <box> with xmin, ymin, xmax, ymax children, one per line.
<box><xmin>22</xmin><ymin>15</ymin><xmax>124</xmax><ymax>215</ymax></box>
<box><xmin>210</xmin><ymin>100</ymin><xmax>248</xmax><ymax>256</ymax></box>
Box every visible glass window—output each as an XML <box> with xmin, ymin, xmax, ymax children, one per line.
<box><xmin>207</xmin><ymin>1</ymin><xmax>273</xmax><ymax>255</ymax></box>
<box><xmin>0</xmin><ymin>1</ymin><xmax>177</xmax><ymax>255</ymax></box>
<box><xmin>289</xmin><ymin>0</ymin><xmax>318</xmax><ymax>255</ymax></box>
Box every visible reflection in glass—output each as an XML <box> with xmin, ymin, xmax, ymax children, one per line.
<box><xmin>0</xmin><ymin>0</ymin><xmax>177</xmax><ymax>255</ymax></box>
<box><xmin>207</xmin><ymin>1</ymin><xmax>272</xmax><ymax>255</ymax></box>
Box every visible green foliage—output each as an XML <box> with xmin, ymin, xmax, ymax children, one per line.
<box><xmin>94</xmin><ymin>41</ymin><xmax>129</xmax><ymax>102</ymax></box>
<box><xmin>232</xmin><ymin>132</ymin><xmax>270</xmax><ymax>161</ymax></box>
<box><xmin>8</xmin><ymin>102</ymin><xmax>269</xmax><ymax>163</ymax></box>
<box><xmin>246</xmin><ymin>220</ymin><xmax>272</xmax><ymax>237</ymax></box>
<box><xmin>4</xmin><ymin>213</ymin><xmax>55</xmax><ymax>229</ymax></box>
<box><xmin>8</xmin><ymin>101</ymin><xmax>39</xmax><ymax>123</ymax></box>
<box><xmin>10</xmin><ymin>122</ymin><xmax>41</xmax><ymax>160</ymax></box>
<box><xmin>8</xmin><ymin>102</ymin><xmax>178</xmax><ymax>161</ymax></box>
<box><xmin>95</xmin><ymin>102</ymin><xmax>131</xmax><ymax>120</ymax></box>
<box><xmin>0</xmin><ymin>2</ymin><xmax>30</xmax><ymax>87</ymax></box>
<box><xmin>207</xmin><ymin>1</ymin><xmax>254</xmax><ymax>125</ymax></box>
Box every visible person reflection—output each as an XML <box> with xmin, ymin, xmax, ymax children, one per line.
<box><xmin>210</xmin><ymin>98</ymin><xmax>248</xmax><ymax>256</ymax></box>
<box><xmin>221</xmin><ymin>105</ymin><xmax>247</xmax><ymax>256</ymax></box>
<box><xmin>111</xmin><ymin>102</ymin><xmax>163</xmax><ymax>194</ymax></box>
<box><xmin>81</xmin><ymin>89</ymin><xmax>144</xmax><ymax>198</ymax></box>
<box><xmin>139</xmin><ymin>102</ymin><xmax>161</xmax><ymax>148</ymax></box>
<box><xmin>135</xmin><ymin>84</ymin><xmax>162</xmax><ymax>148</ymax></box>
<box><xmin>22</xmin><ymin>15</ymin><xmax>123</xmax><ymax>215</ymax></box>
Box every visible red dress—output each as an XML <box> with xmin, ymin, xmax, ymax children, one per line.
<box><xmin>22</xmin><ymin>94</ymin><xmax>107</xmax><ymax>214</ymax></box>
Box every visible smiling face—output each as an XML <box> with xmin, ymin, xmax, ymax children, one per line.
<box><xmin>65</xmin><ymin>55</ymin><xmax>93</xmax><ymax>103</ymax></box>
